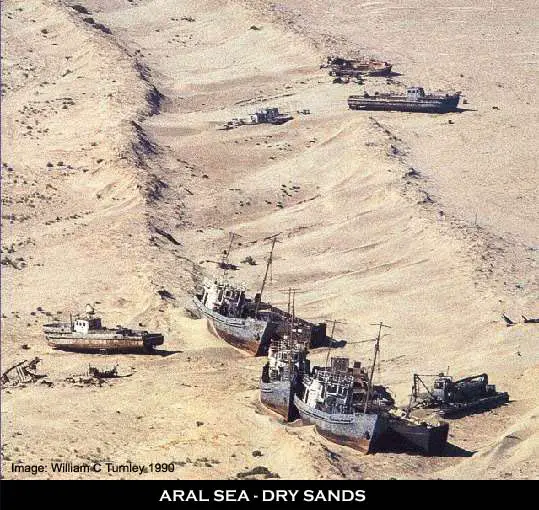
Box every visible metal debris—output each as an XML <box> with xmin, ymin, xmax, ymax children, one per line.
<box><xmin>322</xmin><ymin>55</ymin><xmax>392</xmax><ymax>77</ymax></box>
<box><xmin>503</xmin><ymin>314</ymin><xmax>538</xmax><ymax>326</ymax></box>
<box><xmin>1</xmin><ymin>358</ymin><xmax>47</xmax><ymax>387</ymax></box>
<box><xmin>220</xmin><ymin>107</ymin><xmax>294</xmax><ymax>130</ymax></box>
<box><xmin>64</xmin><ymin>364</ymin><xmax>134</xmax><ymax>387</ymax></box>
<box><xmin>410</xmin><ymin>372</ymin><xmax>509</xmax><ymax>417</ymax></box>
<box><xmin>88</xmin><ymin>364</ymin><xmax>134</xmax><ymax>379</ymax></box>
<box><xmin>502</xmin><ymin>313</ymin><xmax>516</xmax><ymax>326</ymax></box>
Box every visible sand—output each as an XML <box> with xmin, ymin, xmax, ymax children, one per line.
<box><xmin>1</xmin><ymin>0</ymin><xmax>537</xmax><ymax>479</ymax></box>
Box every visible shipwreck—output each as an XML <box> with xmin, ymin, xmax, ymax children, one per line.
<box><xmin>43</xmin><ymin>305</ymin><xmax>164</xmax><ymax>354</ymax></box>
<box><xmin>348</xmin><ymin>87</ymin><xmax>461</xmax><ymax>113</ymax></box>
<box><xmin>322</xmin><ymin>56</ymin><xmax>393</xmax><ymax>77</ymax></box>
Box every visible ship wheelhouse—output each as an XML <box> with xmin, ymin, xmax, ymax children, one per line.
<box><xmin>198</xmin><ymin>278</ymin><xmax>249</xmax><ymax>318</ymax></box>
<box><xmin>406</xmin><ymin>87</ymin><xmax>426</xmax><ymax>100</ymax></box>
<box><xmin>72</xmin><ymin>316</ymin><xmax>102</xmax><ymax>334</ymax></box>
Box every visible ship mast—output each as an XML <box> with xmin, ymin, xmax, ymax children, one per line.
<box><xmin>255</xmin><ymin>233</ymin><xmax>279</xmax><ymax>314</ymax></box>
<box><xmin>287</xmin><ymin>287</ymin><xmax>291</xmax><ymax>315</ymax></box>
<box><xmin>286</xmin><ymin>287</ymin><xmax>303</xmax><ymax>380</ymax></box>
<box><xmin>287</xmin><ymin>288</ymin><xmax>294</xmax><ymax>376</ymax></box>
<box><xmin>286</xmin><ymin>287</ymin><xmax>299</xmax><ymax>343</ymax></box>
<box><xmin>289</xmin><ymin>288</ymin><xmax>298</xmax><ymax>378</ymax></box>
<box><xmin>221</xmin><ymin>232</ymin><xmax>239</xmax><ymax>280</ymax></box>
<box><xmin>292</xmin><ymin>288</ymin><xmax>295</xmax><ymax>331</ymax></box>
<box><xmin>324</xmin><ymin>319</ymin><xmax>346</xmax><ymax>367</ymax></box>
<box><xmin>279</xmin><ymin>286</ymin><xmax>300</xmax><ymax>341</ymax></box>
<box><xmin>363</xmin><ymin>322</ymin><xmax>391</xmax><ymax>414</ymax></box>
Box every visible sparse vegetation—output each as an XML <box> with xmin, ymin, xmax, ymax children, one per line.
<box><xmin>236</xmin><ymin>466</ymin><xmax>279</xmax><ymax>479</ymax></box>
<box><xmin>241</xmin><ymin>256</ymin><xmax>256</xmax><ymax>265</ymax></box>
<box><xmin>71</xmin><ymin>5</ymin><xmax>90</xmax><ymax>15</ymax></box>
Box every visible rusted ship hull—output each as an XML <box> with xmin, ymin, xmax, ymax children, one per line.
<box><xmin>192</xmin><ymin>297</ymin><xmax>278</xmax><ymax>356</ymax></box>
<box><xmin>260</xmin><ymin>379</ymin><xmax>297</xmax><ymax>421</ymax></box>
<box><xmin>329</xmin><ymin>64</ymin><xmax>392</xmax><ymax>77</ymax></box>
<box><xmin>385</xmin><ymin>417</ymin><xmax>449</xmax><ymax>455</ymax></box>
<box><xmin>206</xmin><ymin>319</ymin><xmax>267</xmax><ymax>356</ymax></box>
<box><xmin>293</xmin><ymin>395</ymin><xmax>386</xmax><ymax>453</ymax></box>
<box><xmin>348</xmin><ymin>95</ymin><xmax>460</xmax><ymax>113</ymax></box>
<box><xmin>438</xmin><ymin>393</ymin><xmax>509</xmax><ymax>417</ymax></box>
<box><xmin>260</xmin><ymin>359</ymin><xmax>304</xmax><ymax>421</ymax></box>
<box><xmin>46</xmin><ymin>333</ymin><xmax>163</xmax><ymax>354</ymax></box>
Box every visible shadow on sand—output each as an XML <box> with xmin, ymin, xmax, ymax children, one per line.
<box><xmin>376</xmin><ymin>438</ymin><xmax>475</xmax><ymax>458</ymax></box>
<box><xmin>440</xmin><ymin>442</ymin><xmax>476</xmax><ymax>458</ymax></box>
<box><xmin>73</xmin><ymin>348</ymin><xmax>184</xmax><ymax>357</ymax></box>
<box><xmin>311</xmin><ymin>336</ymin><xmax>347</xmax><ymax>350</ymax></box>
<box><xmin>152</xmin><ymin>349</ymin><xmax>184</xmax><ymax>357</ymax></box>
<box><xmin>453</xmin><ymin>107</ymin><xmax>477</xmax><ymax>113</ymax></box>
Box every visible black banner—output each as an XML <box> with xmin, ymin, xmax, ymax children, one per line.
<box><xmin>0</xmin><ymin>479</ymin><xmax>526</xmax><ymax>508</ymax></box>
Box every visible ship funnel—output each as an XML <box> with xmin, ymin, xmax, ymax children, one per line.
<box><xmin>331</xmin><ymin>357</ymin><xmax>350</xmax><ymax>372</ymax></box>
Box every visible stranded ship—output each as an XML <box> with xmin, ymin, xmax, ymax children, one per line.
<box><xmin>260</xmin><ymin>295</ymin><xmax>311</xmax><ymax>420</ymax></box>
<box><xmin>189</xmin><ymin>235</ymin><xmax>327</xmax><ymax>356</ymax></box>
<box><xmin>189</xmin><ymin>234</ymin><xmax>281</xmax><ymax>356</ymax></box>
<box><xmin>323</xmin><ymin>56</ymin><xmax>392</xmax><ymax>77</ymax></box>
<box><xmin>293</xmin><ymin>356</ymin><xmax>392</xmax><ymax>453</ymax></box>
<box><xmin>291</xmin><ymin>324</ymin><xmax>449</xmax><ymax>455</ymax></box>
<box><xmin>44</xmin><ymin>305</ymin><xmax>164</xmax><ymax>354</ymax></box>
<box><xmin>385</xmin><ymin>408</ymin><xmax>449</xmax><ymax>455</ymax></box>
<box><xmin>348</xmin><ymin>87</ymin><xmax>461</xmax><ymax>113</ymax></box>
<box><xmin>410</xmin><ymin>372</ymin><xmax>509</xmax><ymax>418</ymax></box>
<box><xmin>190</xmin><ymin>277</ymin><xmax>279</xmax><ymax>355</ymax></box>
<box><xmin>260</xmin><ymin>336</ymin><xmax>308</xmax><ymax>420</ymax></box>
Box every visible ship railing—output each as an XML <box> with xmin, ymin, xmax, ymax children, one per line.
<box><xmin>314</xmin><ymin>368</ymin><xmax>354</xmax><ymax>387</ymax></box>
<box><xmin>269</xmin><ymin>337</ymin><xmax>292</xmax><ymax>351</ymax></box>
<box><xmin>43</xmin><ymin>323</ymin><xmax>72</xmax><ymax>333</ymax></box>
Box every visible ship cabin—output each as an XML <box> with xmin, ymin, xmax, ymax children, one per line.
<box><xmin>198</xmin><ymin>278</ymin><xmax>248</xmax><ymax>318</ymax></box>
<box><xmin>432</xmin><ymin>374</ymin><xmax>453</xmax><ymax>401</ymax></box>
<box><xmin>304</xmin><ymin>360</ymin><xmax>355</xmax><ymax>414</ymax></box>
<box><xmin>250</xmin><ymin>107</ymin><xmax>280</xmax><ymax>124</ymax></box>
<box><xmin>406</xmin><ymin>87</ymin><xmax>426</xmax><ymax>100</ymax></box>
<box><xmin>267</xmin><ymin>340</ymin><xmax>293</xmax><ymax>378</ymax></box>
<box><xmin>329</xmin><ymin>56</ymin><xmax>353</xmax><ymax>68</ymax></box>
<box><xmin>72</xmin><ymin>315</ymin><xmax>102</xmax><ymax>334</ymax></box>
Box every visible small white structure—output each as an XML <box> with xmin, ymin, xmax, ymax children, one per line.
<box><xmin>250</xmin><ymin>107</ymin><xmax>280</xmax><ymax>124</ymax></box>
<box><xmin>72</xmin><ymin>304</ymin><xmax>102</xmax><ymax>334</ymax></box>
<box><xmin>406</xmin><ymin>87</ymin><xmax>426</xmax><ymax>100</ymax></box>
<box><xmin>220</xmin><ymin>106</ymin><xmax>292</xmax><ymax>130</ymax></box>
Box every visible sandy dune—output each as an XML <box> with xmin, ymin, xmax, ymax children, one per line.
<box><xmin>1</xmin><ymin>0</ymin><xmax>537</xmax><ymax>479</ymax></box>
